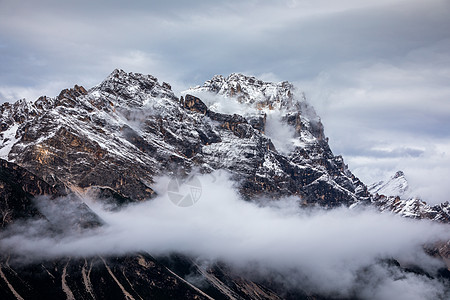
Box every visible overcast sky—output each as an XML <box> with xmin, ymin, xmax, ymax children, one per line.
<box><xmin>1</xmin><ymin>0</ymin><xmax>449</xmax><ymax>203</ymax></box>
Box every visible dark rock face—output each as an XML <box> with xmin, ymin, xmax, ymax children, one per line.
<box><xmin>2</xmin><ymin>252</ymin><xmax>313</xmax><ymax>300</ymax></box>
<box><xmin>0</xmin><ymin>254</ymin><xmax>213</xmax><ymax>300</ymax></box>
<box><xmin>183</xmin><ymin>94</ymin><xmax>208</xmax><ymax>115</ymax></box>
<box><xmin>0</xmin><ymin>159</ymin><xmax>59</xmax><ymax>227</ymax></box>
<box><xmin>0</xmin><ymin>158</ymin><xmax>101</xmax><ymax>233</ymax></box>
<box><xmin>158</xmin><ymin>254</ymin><xmax>286</xmax><ymax>300</ymax></box>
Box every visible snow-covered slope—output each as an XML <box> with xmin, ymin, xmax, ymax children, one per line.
<box><xmin>369</xmin><ymin>170</ymin><xmax>409</xmax><ymax>197</ymax></box>
<box><xmin>186</xmin><ymin>73</ymin><xmax>370</xmax><ymax>205</ymax></box>
<box><xmin>370</xmin><ymin>171</ymin><xmax>449</xmax><ymax>223</ymax></box>
<box><xmin>0</xmin><ymin>69</ymin><xmax>369</xmax><ymax>207</ymax></box>
<box><xmin>189</xmin><ymin>73</ymin><xmax>300</xmax><ymax>110</ymax></box>
<box><xmin>374</xmin><ymin>195</ymin><xmax>450</xmax><ymax>222</ymax></box>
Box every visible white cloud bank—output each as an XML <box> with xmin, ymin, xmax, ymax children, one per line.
<box><xmin>1</xmin><ymin>171</ymin><xmax>449</xmax><ymax>299</ymax></box>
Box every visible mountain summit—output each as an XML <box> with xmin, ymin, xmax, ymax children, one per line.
<box><xmin>192</xmin><ymin>72</ymin><xmax>299</xmax><ymax>110</ymax></box>
<box><xmin>369</xmin><ymin>170</ymin><xmax>409</xmax><ymax>197</ymax></box>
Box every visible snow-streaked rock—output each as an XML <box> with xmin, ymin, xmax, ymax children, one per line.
<box><xmin>374</xmin><ymin>195</ymin><xmax>449</xmax><ymax>223</ymax></box>
<box><xmin>370</xmin><ymin>171</ymin><xmax>450</xmax><ymax>223</ymax></box>
<box><xmin>369</xmin><ymin>170</ymin><xmax>409</xmax><ymax>198</ymax></box>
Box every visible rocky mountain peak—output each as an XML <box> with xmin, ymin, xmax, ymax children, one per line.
<box><xmin>195</xmin><ymin>72</ymin><xmax>299</xmax><ymax>111</ymax></box>
<box><xmin>57</xmin><ymin>84</ymin><xmax>88</xmax><ymax>100</ymax></box>
<box><xmin>369</xmin><ymin>170</ymin><xmax>409</xmax><ymax>197</ymax></box>
<box><xmin>187</xmin><ymin>73</ymin><xmax>325</xmax><ymax>145</ymax></box>
<box><xmin>102</xmin><ymin>68</ymin><xmax>158</xmax><ymax>88</ymax></box>
<box><xmin>91</xmin><ymin>69</ymin><xmax>177</xmax><ymax>108</ymax></box>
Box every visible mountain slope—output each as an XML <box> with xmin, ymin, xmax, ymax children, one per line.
<box><xmin>370</xmin><ymin>171</ymin><xmax>449</xmax><ymax>223</ymax></box>
<box><xmin>0</xmin><ymin>254</ymin><xmax>217</xmax><ymax>300</ymax></box>
<box><xmin>0</xmin><ymin>158</ymin><xmax>59</xmax><ymax>227</ymax></box>
<box><xmin>369</xmin><ymin>170</ymin><xmax>409</xmax><ymax>198</ymax></box>
<box><xmin>0</xmin><ymin>162</ymin><xmax>286</xmax><ymax>300</ymax></box>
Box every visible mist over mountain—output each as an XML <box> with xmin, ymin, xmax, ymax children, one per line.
<box><xmin>0</xmin><ymin>70</ymin><xmax>449</xmax><ymax>299</ymax></box>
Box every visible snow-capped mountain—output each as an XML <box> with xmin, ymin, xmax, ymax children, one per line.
<box><xmin>189</xmin><ymin>73</ymin><xmax>301</xmax><ymax>110</ymax></box>
<box><xmin>370</xmin><ymin>171</ymin><xmax>449</xmax><ymax>223</ymax></box>
<box><xmin>185</xmin><ymin>73</ymin><xmax>370</xmax><ymax>205</ymax></box>
<box><xmin>0</xmin><ymin>70</ymin><xmax>448</xmax><ymax>299</ymax></box>
<box><xmin>369</xmin><ymin>170</ymin><xmax>409</xmax><ymax>197</ymax></box>
<box><xmin>0</xmin><ymin>69</ymin><xmax>370</xmax><ymax>208</ymax></box>
<box><xmin>0</xmin><ymin>70</ymin><xmax>375</xmax><ymax>299</ymax></box>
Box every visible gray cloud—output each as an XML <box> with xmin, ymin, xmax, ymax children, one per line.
<box><xmin>2</xmin><ymin>0</ymin><xmax>448</xmax><ymax>95</ymax></box>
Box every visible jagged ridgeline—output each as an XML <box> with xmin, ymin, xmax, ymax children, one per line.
<box><xmin>369</xmin><ymin>171</ymin><xmax>450</xmax><ymax>222</ymax></box>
